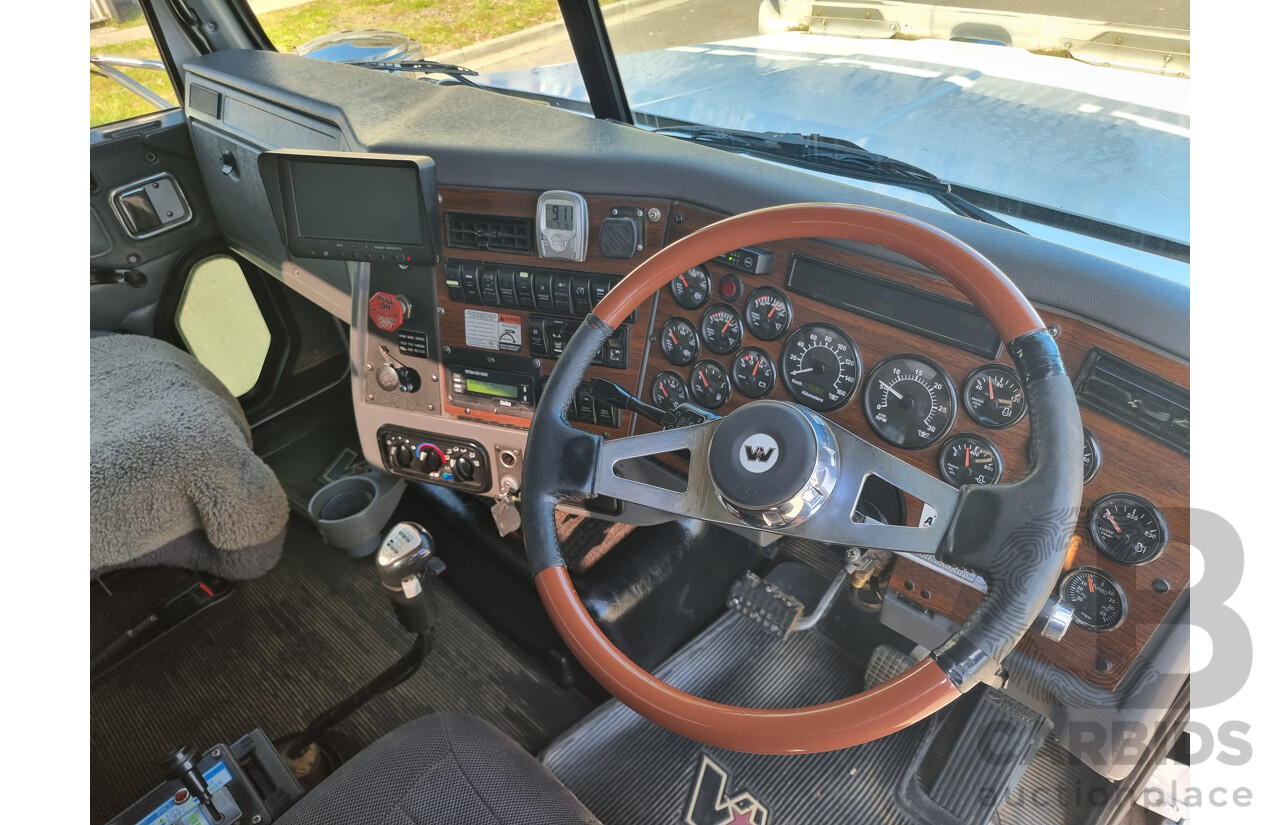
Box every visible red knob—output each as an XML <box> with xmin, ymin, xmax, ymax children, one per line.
<box><xmin>369</xmin><ymin>292</ymin><xmax>410</xmax><ymax>332</ymax></box>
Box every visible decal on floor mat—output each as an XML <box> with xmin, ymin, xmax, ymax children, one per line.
<box><xmin>319</xmin><ymin>447</ymin><xmax>370</xmax><ymax>485</ymax></box>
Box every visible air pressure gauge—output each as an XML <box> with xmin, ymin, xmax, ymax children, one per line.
<box><xmin>536</xmin><ymin>190</ymin><xmax>588</xmax><ymax>262</ymax></box>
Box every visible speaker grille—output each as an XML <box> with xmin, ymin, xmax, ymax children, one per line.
<box><xmin>188</xmin><ymin>84</ymin><xmax>221</xmax><ymax>118</ymax></box>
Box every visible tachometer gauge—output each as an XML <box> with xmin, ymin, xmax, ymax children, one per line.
<box><xmin>660</xmin><ymin>317</ymin><xmax>700</xmax><ymax>365</ymax></box>
<box><xmin>700</xmin><ymin>304</ymin><xmax>744</xmax><ymax>354</ymax></box>
<box><xmin>651</xmin><ymin>371</ymin><xmax>689</xmax><ymax>412</ymax></box>
<box><xmin>937</xmin><ymin>434</ymin><xmax>1003</xmax><ymax>487</ymax></box>
<box><xmin>731</xmin><ymin>347</ymin><xmax>776</xmax><ymax>398</ymax></box>
<box><xmin>670</xmin><ymin>266</ymin><xmax>711</xmax><ymax>310</ymax></box>
<box><xmin>1088</xmin><ymin>493</ymin><xmax>1168</xmax><ymax>565</ymax></box>
<box><xmin>1082</xmin><ymin>427</ymin><xmax>1102</xmax><ymax>484</ymax></box>
<box><xmin>963</xmin><ymin>364</ymin><xmax>1026</xmax><ymax>428</ymax></box>
<box><xmin>781</xmin><ymin>323</ymin><xmax>861</xmax><ymax>412</ymax></box>
<box><xmin>1060</xmin><ymin>567</ymin><xmax>1127</xmax><ymax>632</ymax></box>
<box><xmin>863</xmin><ymin>355</ymin><xmax>957</xmax><ymax>449</ymax></box>
<box><xmin>689</xmin><ymin>360</ymin><xmax>731</xmax><ymax>409</ymax></box>
<box><xmin>744</xmin><ymin>287</ymin><xmax>792</xmax><ymax>341</ymax></box>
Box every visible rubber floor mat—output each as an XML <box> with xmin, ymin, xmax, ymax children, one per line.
<box><xmin>90</xmin><ymin>519</ymin><xmax>592</xmax><ymax>824</ymax></box>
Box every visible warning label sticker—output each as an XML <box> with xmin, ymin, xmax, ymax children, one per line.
<box><xmin>464</xmin><ymin>309</ymin><xmax>523</xmax><ymax>352</ymax></box>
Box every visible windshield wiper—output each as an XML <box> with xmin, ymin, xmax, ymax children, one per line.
<box><xmin>351</xmin><ymin>60</ymin><xmax>481</xmax><ymax>87</ymax></box>
<box><xmin>652</xmin><ymin>126</ymin><xmax>1023</xmax><ymax>233</ymax></box>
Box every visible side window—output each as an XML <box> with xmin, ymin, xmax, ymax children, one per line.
<box><xmin>176</xmin><ymin>256</ymin><xmax>273</xmax><ymax>398</ymax></box>
<box><xmin>90</xmin><ymin>2</ymin><xmax>179</xmax><ymax>126</ymax></box>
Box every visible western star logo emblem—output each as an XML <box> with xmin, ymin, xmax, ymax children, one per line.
<box><xmin>740</xmin><ymin>434</ymin><xmax>779</xmax><ymax>474</ymax></box>
<box><xmin>685</xmin><ymin>755</ymin><xmax>769</xmax><ymax>825</ymax></box>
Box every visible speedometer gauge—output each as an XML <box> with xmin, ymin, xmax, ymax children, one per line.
<box><xmin>1060</xmin><ymin>567</ymin><xmax>1127</xmax><ymax>632</ymax></box>
<box><xmin>863</xmin><ymin>355</ymin><xmax>957</xmax><ymax>449</ymax></box>
<box><xmin>781</xmin><ymin>323</ymin><xmax>861</xmax><ymax>411</ymax></box>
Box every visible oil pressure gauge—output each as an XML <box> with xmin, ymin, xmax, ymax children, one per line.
<box><xmin>963</xmin><ymin>364</ymin><xmax>1026</xmax><ymax>428</ymax></box>
<box><xmin>1060</xmin><ymin>567</ymin><xmax>1127</xmax><ymax>632</ymax></box>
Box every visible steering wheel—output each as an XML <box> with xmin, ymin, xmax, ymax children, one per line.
<box><xmin>522</xmin><ymin>204</ymin><xmax>1082</xmax><ymax>755</ymax></box>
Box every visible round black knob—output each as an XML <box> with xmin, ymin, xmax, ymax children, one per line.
<box><xmin>454</xmin><ymin>457</ymin><xmax>475</xmax><ymax>482</ymax></box>
<box><xmin>420</xmin><ymin>447</ymin><xmax>444</xmax><ymax>473</ymax></box>
<box><xmin>394</xmin><ymin>444</ymin><xmax>415</xmax><ymax>468</ymax></box>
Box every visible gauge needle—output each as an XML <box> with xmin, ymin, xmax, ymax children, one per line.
<box><xmin>1107</xmin><ymin>513</ymin><xmax>1123</xmax><ymax>533</ymax></box>
<box><xmin>1087</xmin><ymin>575</ymin><xmax>1095</xmax><ymax>593</ymax></box>
<box><xmin>768</xmin><ymin>305</ymin><xmax>778</xmax><ymax>318</ymax></box>
<box><xmin>659</xmin><ymin>385</ymin><xmax>668</xmax><ymax>397</ymax></box>
<box><xmin>965</xmin><ymin>447</ymin><xmax>971</xmax><ymax>467</ymax></box>
<box><xmin>669</xmin><ymin>330</ymin><xmax>678</xmax><ymax>345</ymax></box>
<box><xmin>722</xmin><ymin>320</ymin><xmax>732</xmax><ymax>333</ymax></box>
<box><xmin>699</xmin><ymin>371</ymin><xmax>708</xmax><ymax>386</ymax></box>
<box><xmin>880</xmin><ymin>380</ymin><xmax>903</xmax><ymax>400</ymax></box>
<box><xmin>791</xmin><ymin>367</ymin><xmax>814</xmax><ymax>376</ymax></box>
<box><xmin>752</xmin><ymin>360</ymin><xmax>761</xmax><ymax>376</ymax></box>
<box><xmin>679</xmin><ymin>274</ymin><xmax>688</xmax><ymax>287</ymax></box>
<box><xmin>988</xmin><ymin>380</ymin><xmax>994</xmax><ymax>401</ymax></box>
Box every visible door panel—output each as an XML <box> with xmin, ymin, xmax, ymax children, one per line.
<box><xmin>90</xmin><ymin>109</ymin><xmax>221</xmax><ymax>333</ymax></box>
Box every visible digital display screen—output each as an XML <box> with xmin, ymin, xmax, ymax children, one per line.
<box><xmin>289</xmin><ymin>160</ymin><xmax>424</xmax><ymax>245</ymax></box>
<box><xmin>545</xmin><ymin>202</ymin><xmax>575</xmax><ymax>231</ymax></box>
<box><xmin>785</xmin><ymin>254</ymin><xmax>1002</xmax><ymax>358</ymax></box>
<box><xmin>466</xmin><ymin>378</ymin><xmax>519</xmax><ymax>399</ymax></box>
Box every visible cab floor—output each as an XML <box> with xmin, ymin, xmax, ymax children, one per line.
<box><xmin>89</xmin><ymin>517</ymin><xmax>593</xmax><ymax>823</ymax></box>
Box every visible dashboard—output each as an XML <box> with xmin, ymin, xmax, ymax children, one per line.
<box><xmin>180</xmin><ymin>50</ymin><xmax>1189</xmax><ymax>721</ymax></box>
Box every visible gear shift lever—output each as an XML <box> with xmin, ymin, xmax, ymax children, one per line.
<box><xmin>161</xmin><ymin>746</ymin><xmax>222</xmax><ymax>821</ymax></box>
<box><xmin>376</xmin><ymin>522</ymin><xmax>445</xmax><ymax>633</ymax></box>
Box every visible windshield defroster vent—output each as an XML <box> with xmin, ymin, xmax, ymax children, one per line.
<box><xmin>446</xmin><ymin>213</ymin><xmax>533</xmax><ymax>254</ymax></box>
<box><xmin>1074</xmin><ymin>348</ymin><xmax>1189</xmax><ymax>455</ymax></box>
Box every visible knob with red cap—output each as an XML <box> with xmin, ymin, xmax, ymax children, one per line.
<box><xmin>369</xmin><ymin>292</ymin><xmax>411</xmax><ymax>332</ymax></box>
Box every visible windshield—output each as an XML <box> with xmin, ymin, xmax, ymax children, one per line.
<box><xmin>275</xmin><ymin>0</ymin><xmax>1189</xmax><ymax>276</ymax></box>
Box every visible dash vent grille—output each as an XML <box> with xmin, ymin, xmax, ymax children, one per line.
<box><xmin>445</xmin><ymin>212</ymin><xmax>533</xmax><ymax>254</ymax></box>
<box><xmin>188</xmin><ymin>84</ymin><xmax>221</xmax><ymax>118</ymax></box>
<box><xmin>1074</xmin><ymin>348</ymin><xmax>1189</xmax><ymax>455</ymax></box>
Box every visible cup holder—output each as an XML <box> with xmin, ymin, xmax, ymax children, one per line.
<box><xmin>307</xmin><ymin>471</ymin><xmax>406</xmax><ymax>557</ymax></box>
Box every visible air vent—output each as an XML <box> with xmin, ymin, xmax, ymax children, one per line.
<box><xmin>1074</xmin><ymin>348</ymin><xmax>1189</xmax><ymax>455</ymax></box>
<box><xmin>188</xmin><ymin>83</ymin><xmax>221</xmax><ymax>118</ymax></box>
<box><xmin>446</xmin><ymin>212</ymin><xmax>533</xmax><ymax>254</ymax></box>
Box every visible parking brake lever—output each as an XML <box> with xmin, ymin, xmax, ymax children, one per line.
<box><xmin>585</xmin><ymin>378</ymin><xmax>716</xmax><ymax>430</ymax></box>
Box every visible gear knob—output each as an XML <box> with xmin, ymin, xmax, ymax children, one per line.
<box><xmin>376</xmin><ymin>522</ymin><xmax>445</xmax><ymax>633</ymax></box>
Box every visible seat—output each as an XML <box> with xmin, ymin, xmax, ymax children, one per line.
<box><xmin>276</xmin><ymin>714</ymin><xmax>601</xmax><ymax>825</ymax></box>
<box><xmin>89</xmin><ymin>333</ymin><xmax>288</xmax><ymax>579</ymax></box>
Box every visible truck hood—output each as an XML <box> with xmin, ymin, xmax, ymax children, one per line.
<box><xmin>478</xmin><ymin>32</ymin><xmax>1189</xmax><ymax>246</ymax></box>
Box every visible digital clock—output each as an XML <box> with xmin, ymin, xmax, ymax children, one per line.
<box><xmin>536</xmin><ymin>190</ymin><xmax>588</xmax><ymax>262</ymax></box>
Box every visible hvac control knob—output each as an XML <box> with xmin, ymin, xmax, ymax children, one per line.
<box><xmin>419</xmin><ymin>446</ymin><xmax>444</xmax><ymax>473</ymax></box>
<box><xmin>453</xmin><ymin>456</ymin><xmax>475</xmax><ymax>482</ymax></box>
<box><xmin>394</xmin><ymin>444</ymin><xmax>415</xmax><ymax>468</ymax></box>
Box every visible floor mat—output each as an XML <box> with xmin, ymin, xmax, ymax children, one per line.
<box><xmin>90</xmin><ymin>519</ymin><xmax>593</xmax><ymax>824</ymax></box>
<box><xmin>259</xmin><ymin>405</ymin><xmax>365</xmax><ymax>514</ymax></box>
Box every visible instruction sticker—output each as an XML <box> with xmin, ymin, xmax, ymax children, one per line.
<box><xmin>464</xmin><ymin>309</ymin><xmax>522</xmax><ymax>352</ymax></box>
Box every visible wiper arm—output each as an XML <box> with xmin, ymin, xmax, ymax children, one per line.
<box><xmin>652</xmin><ymin>126</ymin><xmax>1023</xmax><ymax>233</ymax></box>
<box><xmin>351</xmin><ymin>60</ymin><xmax>481</xmax><ymax>87</ymax></box>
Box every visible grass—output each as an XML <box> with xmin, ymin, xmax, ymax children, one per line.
<box><xmin>91</xmin><ymin>0</ymin><xmax>563</xmax><ymax>126</ymax></box>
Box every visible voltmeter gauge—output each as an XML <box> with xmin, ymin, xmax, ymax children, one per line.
<box><xmin>689</xmin><ymin>360</ymin><xmax>732</xmax><ymax>409</ymax></box>
<box><xmin>535</xmin><ymin>190</ymin><xmax>588</xmax><ymax>262</ymax></box>
<box><xmin>660</xmin><ymin>317</ymin><xmax>700</xmax><ymax>366</ymax></box>
<box><xmin>651</xmin><ymin>371</ymin><xmax>689</xmax><ymax>412</ymax></box>
<box><xmin>744</xmin><ymin>287</ymin><xmax>792</xmax><ymax>340</ymax></box>
<box><xmin>1060</xmin><ymin>567</ymin><xmax>1127</xmax><ymax>632</ymax></box>
<box><xmin>963</xmin><ymin>364</ymin><xmax>1026</xmax><ymax>428</ymax></box>
<box><xmin>863</xmin><ymin>355</ymin><xmax>957</xmax><ymax>449</ymax></box>
<box><xmin>1088</xmin><ymin>493</ymin><xmax>1168</xmax><ymax>565</ymax></box>
<box><xmin>937</xmin><ymin>434</ymin><xmax>1003</xmax><ymax>487</ymax></box>
<box><xmin>700</xmin><ymin>304</ymin><xmax>744</xmax><ymax>354</ymax></box>
<box><xmin>671</xmin><ymin>266</ymin><xmax>711</xmax><ymax>310</ymax></box>
<box><xmin>732</xmin><ymin>347</ymin><xmax>776</xmax><ymax>398</ymax></box>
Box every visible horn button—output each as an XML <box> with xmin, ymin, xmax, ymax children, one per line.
<box><xmin>708</xmin><ymin>401</ymin><xmax>840</xmax><ymax>529</ymax></box>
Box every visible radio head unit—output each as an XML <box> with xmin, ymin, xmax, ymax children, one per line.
<box><xmin>259</xmin><ymin>149</ymin><xmax>442</xmax><ymax>265</ymax></box>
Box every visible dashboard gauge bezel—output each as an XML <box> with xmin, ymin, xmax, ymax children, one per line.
<box><xmin>689</xmin><ymin>360</ymin><xmax>732</xmax><ymax>409</ymax></box>
<box><xmin>962</xmin><ymin>364</ymin><xmax>1027</xmax><ymax>429</ymax></box>
<box><xmin>936</xmin><ymin>433</ymin><xmax>1004</xmax><ymax>487</ymax></box>
<box><xmin>670</xmin><ymin>265</ymin><xmax>711</xmax><ymax>310</ymax></box>
<box><xmin>659</xmin><ymin>316</ymin><xmax>700</xmax><ymax>366</ymax></box>
<box><xmin>1082</xmin><ymin>427</ymin><xmax>1102</xmax><ymax>485</ymax></box>
<box><xmin>731</xmin><ymin>347</ymin><xmax>777</xmax><ymax>398</ymax></box>
<box><xmin>650</xmin><ymin>370</ymin><xmax>689</xmax><ymax>411</ymax></box>
<box><xmin>1088</xmin><ymin>492</ymin><xmax>1169</xmax><ymax>566</ymax></box>
<box><xmin>744</xmin><ymin>286</ymin><xmax>794</xmax><ymax>341</ymax></box>
<box><xmin>1059</xmin><ymin>566</ymin><xmax>1128</xmax><ymax>633</ymax></box>
<box><xmin>862</xmin><ymin>354</ymin><xmax>958</xmax><ymax>449</ymax></box>
<box><xmin>699</xmin><ymin>303</ymin><xmax>745</xmax><ymax>355</ymax></box>
<box><xmin>779</xmin><ymin>322</ymin><xmax>862</xmax><ymax>412</ymax></box>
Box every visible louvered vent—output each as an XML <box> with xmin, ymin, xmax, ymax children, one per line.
<box><xmin>1074</xmin><ymin>348</ymin><xmax>1189</xmax><ymax>455</ymax></box>
<box><xmin>188</xmin><ymin>83</ymin><xmax>221</xmax><ymax>118</ymax></box>
<box><xmin>446</xmin><ymin>212</ymin><xmax>533</xmax><ymax>254</ymax></box>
